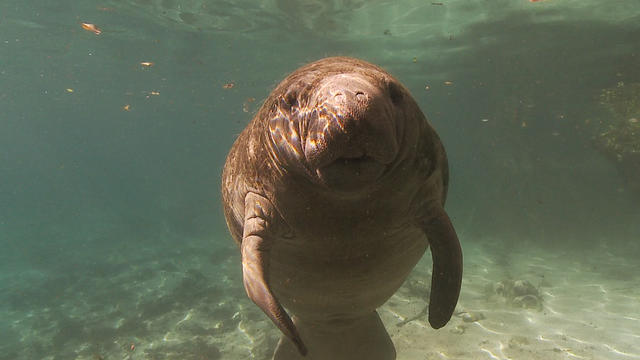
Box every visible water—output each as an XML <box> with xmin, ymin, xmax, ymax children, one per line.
<box><xmin>1</xmin><ymin>1</ymin><xmax>639</xmax><ymax>359</ymax></box>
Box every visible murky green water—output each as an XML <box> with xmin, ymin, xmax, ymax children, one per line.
<box><xmin>1</xmin><ymin>1</ymin><xmax>639</xmax><ymax>359</ymax></box>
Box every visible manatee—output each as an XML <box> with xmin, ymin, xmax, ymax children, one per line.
<box><xmin>221</xmin><ymin>56</ymin><xmax>462</xmax><ymax>359</ymax></box>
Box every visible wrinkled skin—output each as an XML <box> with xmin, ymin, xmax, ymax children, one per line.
<box><xmin>221</xmin><ymin>57</ymin><xmax>462</xmax><ymax>359</ymax></box>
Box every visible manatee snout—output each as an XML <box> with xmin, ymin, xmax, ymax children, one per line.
<box><xmin>313</xmin><ymin>74</ymin><xmax>383</xmax><ymax>119</ymax></box>
<box><xmin>305</xmin><ymin>73</ymin><xmax>400</xmax><ymax>189</ymax></box>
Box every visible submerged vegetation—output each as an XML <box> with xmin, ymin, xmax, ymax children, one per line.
<box><xmin>592</xmin><ymin>82</ymin><xmax>640</xmax><ymax>196</ymax></box>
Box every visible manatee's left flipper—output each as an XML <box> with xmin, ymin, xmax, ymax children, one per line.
<box><xmin>420</xmin><ymin>206</ymin><xmax>463</xmax><ymax>329</ymax></box>
<box><xmin>241</xmin><ymin>192</ymin><xmax>307</xmax><ymax>356</ymax></box>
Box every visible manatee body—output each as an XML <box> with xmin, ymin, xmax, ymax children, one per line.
<box><xmin>221</xmin><ymin>57</ymin><xmax>462</xmax><ymax>359</ymax></box>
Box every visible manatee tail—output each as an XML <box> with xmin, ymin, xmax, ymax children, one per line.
<box><xmin>273</xmin><ymin>312</ymin><xmax>396</xmax><ymax>360</ymax></box>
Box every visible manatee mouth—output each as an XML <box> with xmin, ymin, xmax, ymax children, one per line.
<box><xmin>316</xmin><ymin>154</ymin><xmax>387</xmax><ymax>191</ymax></box>
<box><xmin>336</xmin><ymin>155</ymin><xmax>371</xmax><ymax>165</ymax></box>
<box><xmin>330</xmin><ymin>155</ymin><xmax>378</xmax><ymax>170</ymax></box>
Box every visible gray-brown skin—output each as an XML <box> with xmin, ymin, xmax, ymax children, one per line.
<box><xmin>221</xmin><ymin>57</ymin><xmax>462</xmax><ymax>359</ymax></box>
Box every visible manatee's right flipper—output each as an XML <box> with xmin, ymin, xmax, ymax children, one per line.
<box><xmin>420</xmin><ymin>206</ymin><xmax>463</xmax><ymax>329</ymax></box>
<box><xmin>242</xmin><ymin>192</ymin><xmax>307</xmax><ymax>356</ymax></box>
<box><xmin>273</xmin><ymin>312</ymin><xmax>395</xmax><ymax>360</ymax></box>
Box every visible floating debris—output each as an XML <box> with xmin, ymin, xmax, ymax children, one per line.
<box><xmin>81</xmin><ymin>22</ymin><xmax>101</xmax><ymax>35</ymax></box>
<box><xmin>223</xmin><ymin>82</ymin><xmax>235</xmax><ymax>89</ymax></box>
<box><xmin>143</xmin><ymin>91</ymin><xmax>160</xmax><ymax>99</ymax></box>
<box><xmin>443</xmin><ymin>81</ymin><xmax>453</xmax><ymax>86</ymax></box>
<box><xmin>123</xmin><ymin>104</ymin><xmax>131</xmax><ymax>111</ymax></box>
<box><xmin>65</xmin><ymin>88</ymin><xmax>74</xmax><ymax>93</ymax></box>
<box><xmin>140</xmin><ymin>61</ymin><xmax>154</xmax><ymax>67</ymax></box>
<box><xmin>242</xmin><ymin>97</ymin><xmax>256</xmax><ymax>113</ymax></box>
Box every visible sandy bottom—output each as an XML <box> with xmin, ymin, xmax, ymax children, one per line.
<box><xmin>384</xmin><ymin>239</ymin><xmax>640</xmax><ymax>360</ymax></box>
<box><xmin>2</xmin><ymin>233</ymin><xmax>639</xmax><ymax>360</ymax></box>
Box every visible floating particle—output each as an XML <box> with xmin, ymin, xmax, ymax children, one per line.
<box><xmin>432</xmin><ymin>2</ymin><xmax>444</xmax><ymax>5</ymax></box>
<box><xmin>242</xmin><ymin>97</ymin><xmax>256</xmax><ymax>113</ymax></box>
<box><xmin>144</xmin><ymin>91</ymin><xmax>160</xmax><ymax>99</ymax></box>
<box><xmin>65</xmin><ymin>88</ymin><xmax>74</xmax><ymax>93</ymax></box>
<box><xmin>140</xmin><ymin>61</ymin><xmax>154</xmax><ymax>67</ymax></box>
<box><xmin>424</xmin><ymin>85</ymin><xmax>431</xmax><ymax>91</ymax></box>
<box><xmin>443</xmin><ymin>81</ymin><xmax>453</xmax><ymax>86</ymax></box>
<box><xmin>81</xmin><ymin>23</ymin><xmax>101</xmax><ymax>35</ymax></box>
<box><xmin>481</xmin><ymin>118</ymin><xmax>489</xmax><ymax>122</ymax></box>
<box><xmin>223</xmin><ymin>82</ymin><xmax>235</xmax><ymax>89</ymax></box>
<box><xmin>412</xmin><ymin>57</ymin><xmax>417</xmax><ymax>63</ymax></box>
<box><xmin>383</xmin><ymin>29</ymin><xmax>391</xmax><ymax>36</ymax></box>
<box><xmin>123</xmin><ymin>104</ymin><xmax>131</xmax><ymax>111</ymax></box>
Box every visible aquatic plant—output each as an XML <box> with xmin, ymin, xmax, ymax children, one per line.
<box><xmin>598</xmin><ymin>82</ymin><xmax>640</xmax><ymax>120</ymax></box>
<box><xmin>593</xmin><ymin>82</ymin><xmax>640</xmax><ymax>195</ymax></box>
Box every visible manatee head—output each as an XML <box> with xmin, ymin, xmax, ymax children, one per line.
<box><xmin>266</xmin><ymin>57</ymin><xmax>411</xmax><ymax>192</ymax></box>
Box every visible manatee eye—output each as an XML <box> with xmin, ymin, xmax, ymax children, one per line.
<box><xmin>387</xmin><ymin>80</ymin><xmax>404</xmax><ymax>105</ymax></box>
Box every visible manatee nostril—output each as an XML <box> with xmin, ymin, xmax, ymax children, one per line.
<box><xmin>355</xmin><ymin>91</ymin><xmax>366</xmax><ymax>100</ymax></box>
